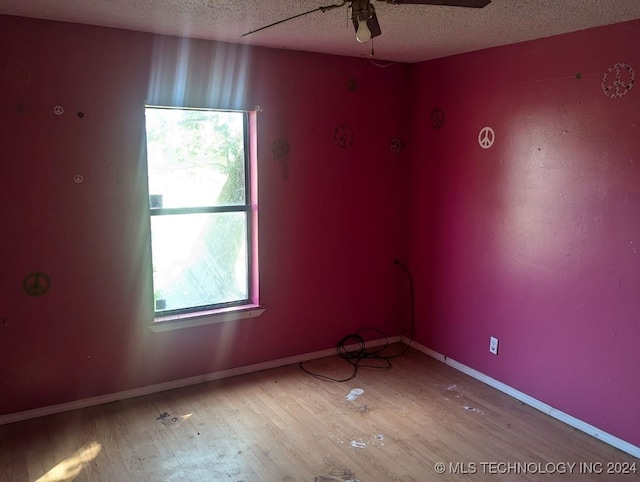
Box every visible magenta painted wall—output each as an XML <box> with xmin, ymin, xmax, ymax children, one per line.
<box><xmin>0</xmin><ymin>16</ymin><xmax>408</xmax><ymax>414</ymax></box>
<box><xmin>406</xmin><ymin>20</ymin><xmax>640</xmax><ymax>447</ymax></box>
<box><xmin>2</xmin><ymin>12</ymin><xmax>639</xmax><ymax>451</ymax></box>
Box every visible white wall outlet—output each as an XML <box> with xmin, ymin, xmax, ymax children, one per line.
<box><xmin>489</xmin><ymin>336</ymin><xmax>499</xmax><ymax>355</ymax></box>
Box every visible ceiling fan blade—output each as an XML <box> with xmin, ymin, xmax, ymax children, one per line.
<box><xmin>380</xmin><ymin>0</ymin><xmax>490</xmax><ymax>7</ymax></box>
<box><xmin>242</xmin><ymin>1</ymin><xmax>347</xmax><ymax>37</ymax></box>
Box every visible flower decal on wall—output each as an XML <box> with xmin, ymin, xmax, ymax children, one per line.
<box><xmin>389</xmin><ymin>138</ymin><xmax>403</xmax><ymax>153</ymax></box>
<box><xmin>334</xmin><ymin>124</ymin><xmax>354</xmax><ymax>149</ymax></box>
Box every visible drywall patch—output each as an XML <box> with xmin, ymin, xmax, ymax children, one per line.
<box><xmin>478</xmin><ymin>126</ymin><xmax>495</xmax><ymax>149</ymax></box>
<box><xmin>602</xmin><ymin>63</ymin><xmax>635</xmax><ymax>99</ymax></box>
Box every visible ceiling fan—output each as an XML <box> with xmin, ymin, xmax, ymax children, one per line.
<box><xmin>242</xmin><ymin>0</ymin><xmax>491</xmax><ymax>43</ymax></box>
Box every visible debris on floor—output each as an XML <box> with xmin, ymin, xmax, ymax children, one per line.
<box><xmin>357</xmin><ymin>404</ymin><xmax>370</xmax><ymax>413</ymax></box>
<box><xmin>345</xmin><ymin>388</ymin><xmax>364</xmax><ymax>401</ymax></box>
<box><xmin>322</xmin><ymin>462</ymin><xmax>360</xmax><ymax>482</ymax></box>
<box><xmin>156</xmin><ymin>411</ymin><xmax>190</xmax><ymax>426</ymax></box>
<box><xmin>463</xmin><ymin>405</ymin><xmax>485</xmax><ymax>414</ymax></box>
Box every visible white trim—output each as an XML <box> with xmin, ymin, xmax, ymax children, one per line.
<box><xmin>0</xmin><ymin>336</ymin><xmax>400</xmax><ymax>426</ymax></box>
<box><xmin>403</xmin><ymin>337</ymin><xmax>640</xmax><ymax>460</ymax></box>
<box><xmin>150</xmin><ymin>306</ymin><xmax>265</xmax><ymax>332</ymax></box>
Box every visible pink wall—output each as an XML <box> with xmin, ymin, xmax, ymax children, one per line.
<box><xmin>2</xmin><ymin>12</ymin><xmax>639</xmax><ymax>451</ymax></box>
<box><xmin>406</xmin><ymin>20</ymin><xmax>640</xmax><ymax>447</ymax></box>
<box><xmin>0</xmin><ymin>15</ymin><xmax>408</xmax><ymax>414</ymax></box>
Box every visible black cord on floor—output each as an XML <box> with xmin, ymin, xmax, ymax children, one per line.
<box><xmin>298</xmin><ymin>260</ymin><xmax>416</xmax><ymax>382</ymax></box>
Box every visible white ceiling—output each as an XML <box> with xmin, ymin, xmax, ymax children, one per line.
<box><xmin>2</xmin><ymin>0</ymin><xmax>640</xmax><ymax>63</ymax></box>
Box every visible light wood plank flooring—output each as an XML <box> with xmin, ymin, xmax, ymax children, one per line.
<box><xmin>0</xmin><ymin>346</ymin><xmax>637</xmax><ymax>481</ymax></box>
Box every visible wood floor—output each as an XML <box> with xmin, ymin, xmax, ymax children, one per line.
<box><xmin>0</xmin><ymin>346</ymin><xmax>636</xmax><ymax>482</ymax></box>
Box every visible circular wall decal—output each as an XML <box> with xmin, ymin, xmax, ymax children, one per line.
<box><xmin>389</xmin><ymin>138</ymin><xmax>403</xmax><ymax>153</ymax></box>
<box><xmin>602</xmin><ymin>63</ymin><xmax>635</xmax><ymax>99</ymax></box>
<box><xmin>431</xmin><ymin>109</ymin><xmax>445</xmax><ymax>129</ymax></box>
<box><xmin>73</xmin><ymin>174</ymin><xmax>84</xmax><ymax>184</ymax></box>
<box><xmin>53</xmin><ymin>105</ymin><xmax>64</xmax><ymax>116</ymax></box>
<box><xmin>23</xmin><ymin>272</ymin><xmax>51</xmax><ymax>296</ymax></box>
<box><xmin>334</xmin><ymin>124</ymin><xmax>354</xmax><ymax>149</ymax></box>
<box><xmin>478</xmin><ymin>126</ymin><xmax>495</xmax><ymax>149</ymax></box>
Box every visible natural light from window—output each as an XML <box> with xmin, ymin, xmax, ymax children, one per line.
<box><xmin>145</xmin><ymin>107</ymin><xmax>251</xmax><ymax>317</ymax></box>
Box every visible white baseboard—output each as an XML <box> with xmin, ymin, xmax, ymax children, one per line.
<box><xmin>0</xmin><ymin>336</ymin><xmax>401</xmax><ymax>426</ymax></box>
<box><xmin>403</xmin><ymin>337</ymin><xmax>640</xmax><ymax>460</ymax></box>
<box><xmin>4</xmin><ymin>335</ymin><xmax>637</xmax><ymax>459</ymax></box>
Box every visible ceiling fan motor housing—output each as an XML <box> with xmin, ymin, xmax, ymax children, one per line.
<box><xmin>351</xmin><ymin>0</ymin><xmax>382</xmax><ymax>39</ymax></box>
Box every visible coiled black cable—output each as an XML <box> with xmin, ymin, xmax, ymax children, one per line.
<box><xmin>299</xmin><ymin>260</ymin><xmax>415</xmax><ymax>382</ymax></box>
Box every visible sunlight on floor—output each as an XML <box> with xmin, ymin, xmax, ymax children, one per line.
<box><xmin>34</xmin><ymin>441</ymin><xmax>102</xmax><ymax>482</ymax></box>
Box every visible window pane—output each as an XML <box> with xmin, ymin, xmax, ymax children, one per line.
<box><xmin>151</xmin><ymin>212</ymin><xmax>248</xmax><ymax>313</ymax></box>
<box><xmin>145</xmin><ymin>108</ymin><xmax>246</xmax><ymax>208</ymax></box>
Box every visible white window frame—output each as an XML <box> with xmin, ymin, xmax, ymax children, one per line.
<box><xmin>144</xmin><ymin>106</ymin><xmax>263</xmax><ymax>332</ymax></box>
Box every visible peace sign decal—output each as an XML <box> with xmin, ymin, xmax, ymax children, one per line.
<box><xmin>602</xmin><ymin>63</ymin><xmax>635</xmax><ymax>99</ymax></box>
<box><xmin>431</xmin><ymin>108</ymin><xmax>445</xmax><ymax>129</ymax></box>
<box><xmin>478</xmin><ymin>126</ymin><xmax>495</xmax><ymax>149</ymax></box>
<box><xmin>23</xmin><ymin>272</ymin><xmax>51</xmax><ymax>296</ymax></box>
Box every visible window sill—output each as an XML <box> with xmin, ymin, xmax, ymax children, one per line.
<box><xmin>148</xmin><ymin>305</ymin><xmax>265</xmax><ymax>332</ymax></box>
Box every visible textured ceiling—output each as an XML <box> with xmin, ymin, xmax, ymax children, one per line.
<box><xmin>2</xmin><ymin>0</ymin><xmax>640</xmax><ymax>63</ymax></box>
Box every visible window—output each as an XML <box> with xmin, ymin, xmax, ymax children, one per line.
<box><xmin>144</xmin><ymin>106</ymin><xmax>258</xmax><ymax>325</ymax></box>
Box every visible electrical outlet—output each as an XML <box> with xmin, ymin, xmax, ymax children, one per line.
<box><xmin>489</xmin><ymin>336</ymin><xmax>499</xmax><ymax>355</ymax></box>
